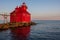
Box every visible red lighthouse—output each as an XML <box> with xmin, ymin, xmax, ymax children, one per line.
<box><xmin>10</xmin><ymin>2</ymin><xmax>31</xmax><ymax>23</ymax></box>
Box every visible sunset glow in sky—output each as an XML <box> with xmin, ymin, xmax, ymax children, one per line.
<box><xmin>0</xmin><ymin>0</ymin><xmax>60</xmax><ymax>20</ymax></box>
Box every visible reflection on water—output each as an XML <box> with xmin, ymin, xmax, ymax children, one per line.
<box><xmin>11</xmin><ymin>26</ymin><xmax>30</xmax><ymax>40</ymax></box>
<box><xmin>0</xmin><ymin>26</ymin><xmax>30</xmax><ymax>40</ymax></box>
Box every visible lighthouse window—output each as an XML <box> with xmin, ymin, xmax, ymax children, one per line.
<box><xmin>12</xmin><ymin>13</ymin><xmax>16</xmax><ymax>16</ymax></box>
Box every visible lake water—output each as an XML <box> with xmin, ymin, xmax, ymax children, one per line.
<box><xmin>0</xmin><ymin>20</ymin><xmax>60</xmax><ymax>40</ymax></box>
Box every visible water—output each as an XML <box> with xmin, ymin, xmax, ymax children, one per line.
<box><xmin>0</xmin><ymin>20</ymin><xmax>60</xmax><ymax>40</ymax></box>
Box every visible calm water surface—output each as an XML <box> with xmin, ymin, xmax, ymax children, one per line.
<box><xmin>0</xmin><ymin>20</ymin><xmax>60</xmax><ymax>40</ymax></box>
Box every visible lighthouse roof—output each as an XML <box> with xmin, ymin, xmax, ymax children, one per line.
<box><xmin>10</xmin><ymin>2</ymin><xmax>30</xmax><ymax>15</ymax></box>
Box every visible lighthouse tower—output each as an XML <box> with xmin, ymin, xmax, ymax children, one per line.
<box><xmin>10</xmin><ymin>2</ymin><xmax>31</xmax><ymax>23</ymax></box>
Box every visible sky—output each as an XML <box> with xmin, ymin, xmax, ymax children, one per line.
<box><xmin>0</xmin><ymin>0</ymin><xmax>60</xmax><ymax>20</ymax></box>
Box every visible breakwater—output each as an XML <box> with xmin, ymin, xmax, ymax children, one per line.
<box><xmin>0</xmin><ymin>22</ymin><xmax>36</xmax><ymax>30</ymax></box>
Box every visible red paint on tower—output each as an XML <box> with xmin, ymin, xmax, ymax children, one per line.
<box><xmin>10</xmin><ymin>2</ymin><xmax>31</xmax><ymax>23</ymax></box>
